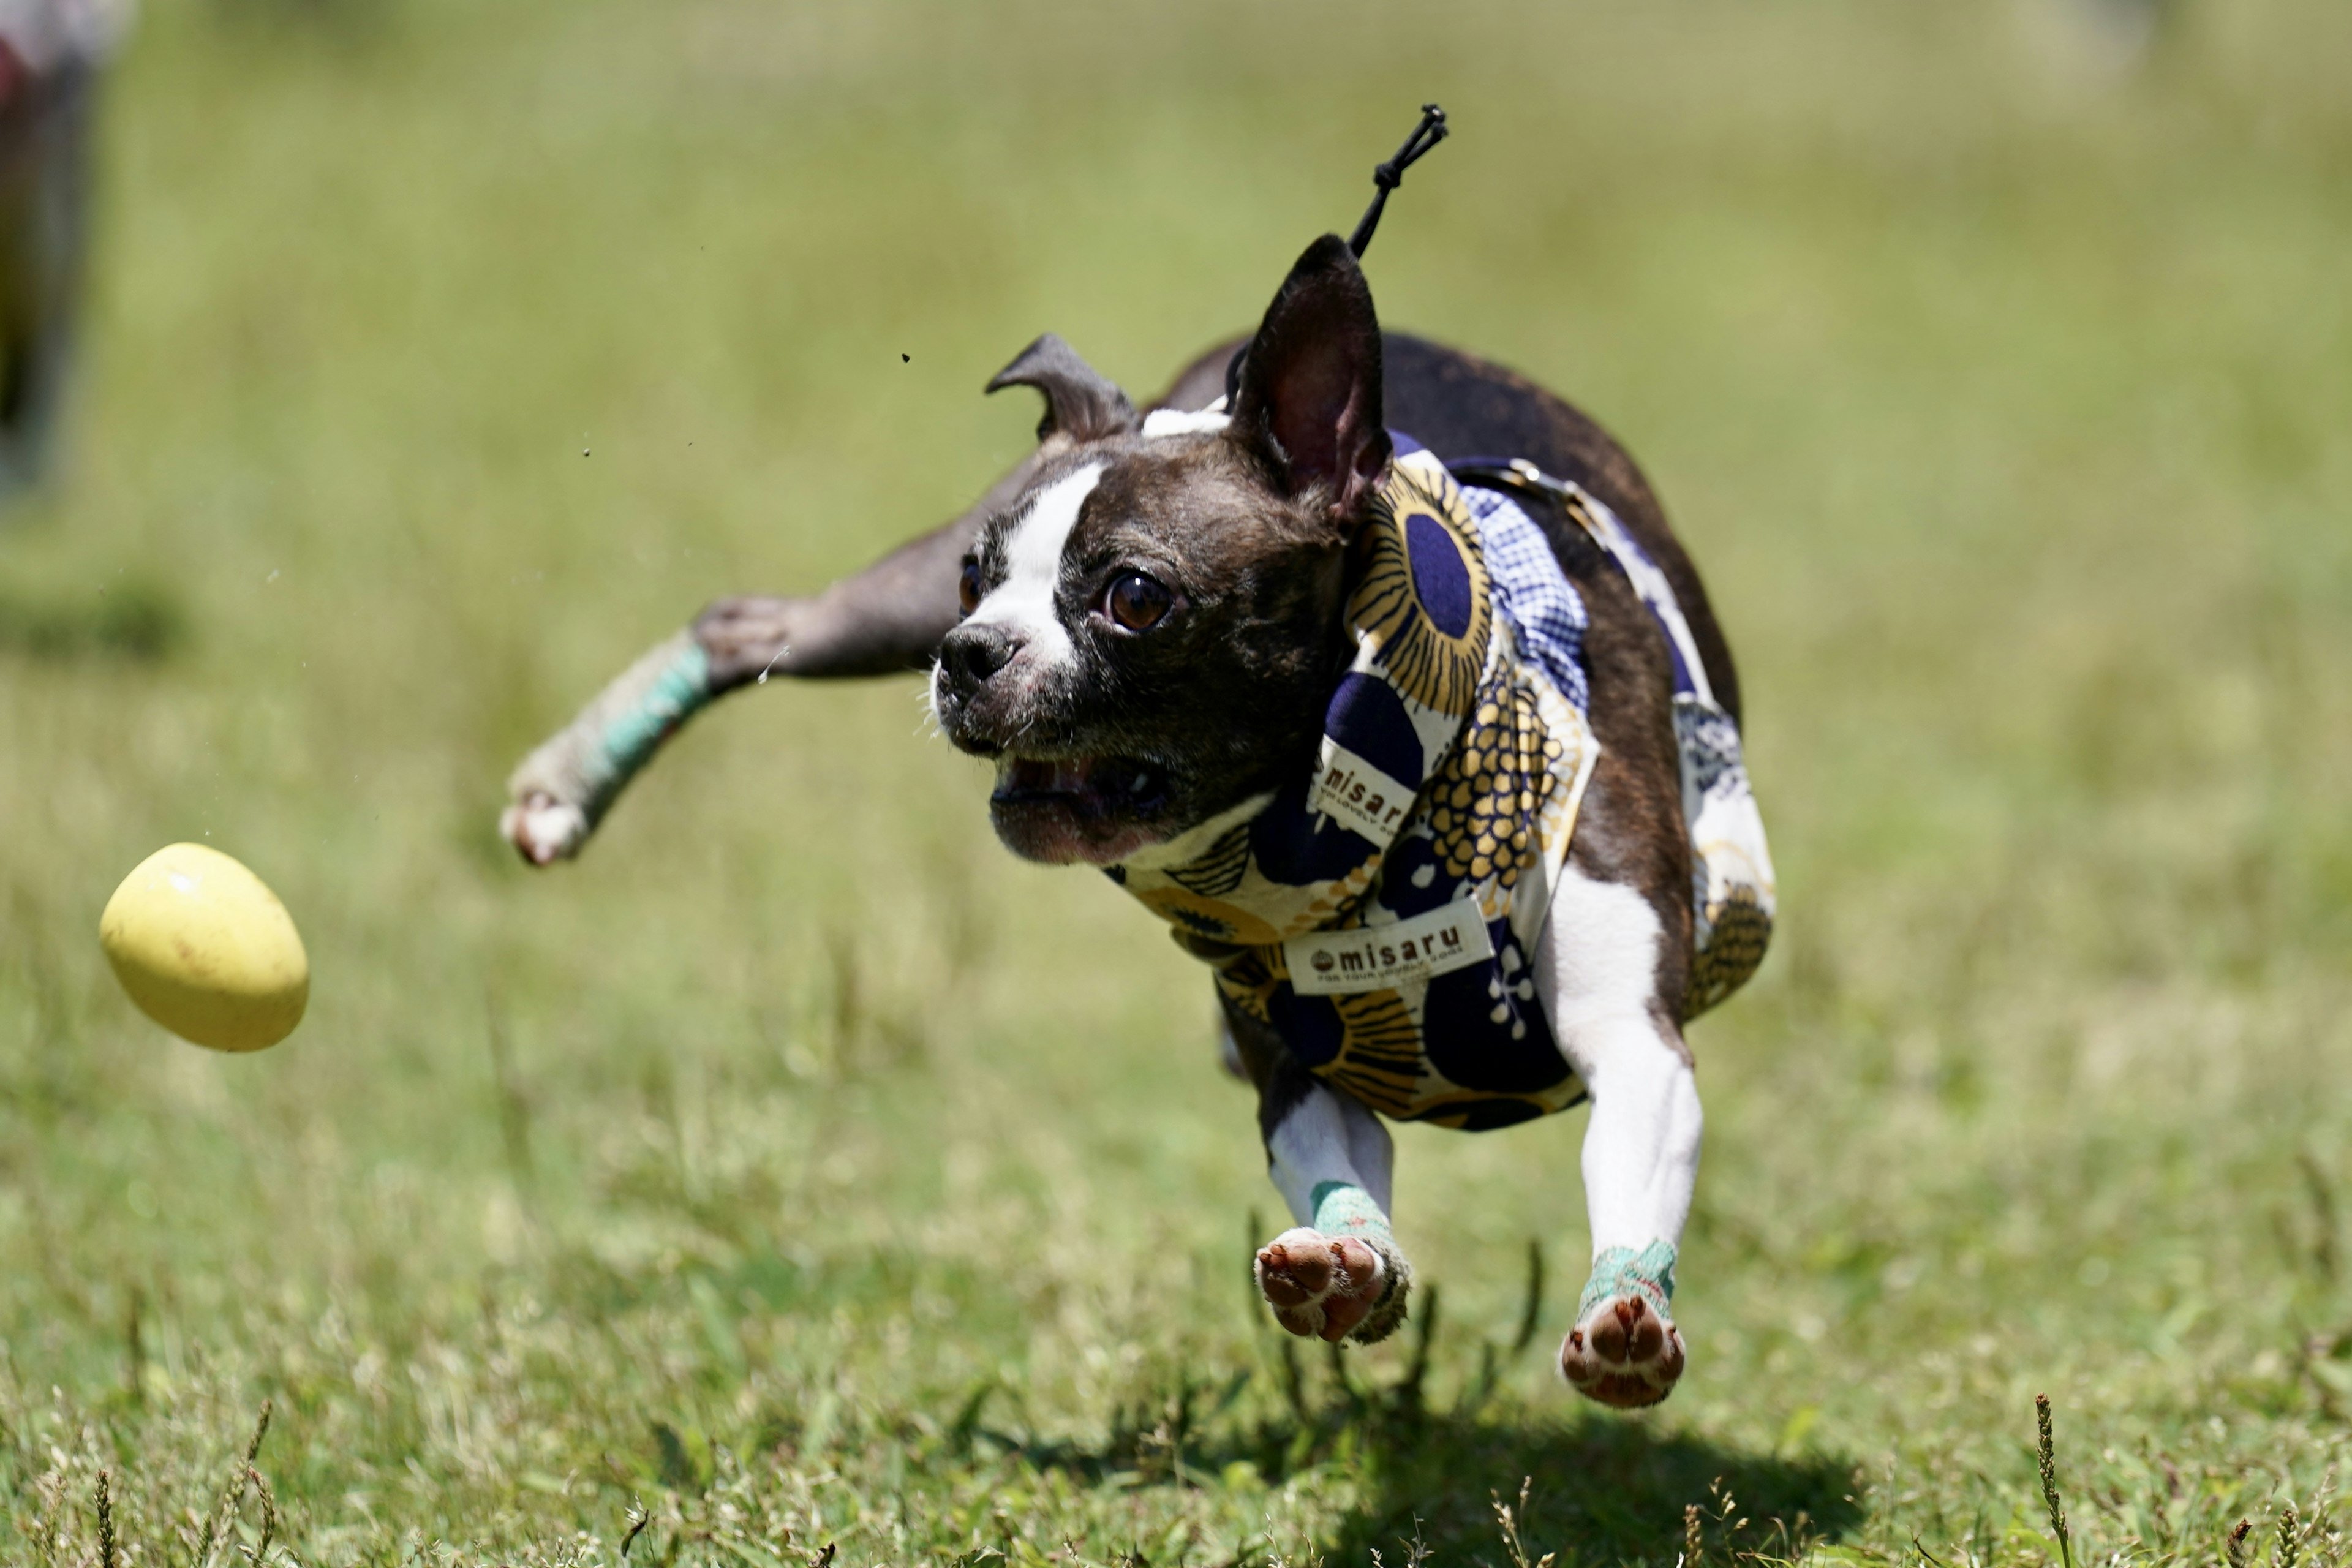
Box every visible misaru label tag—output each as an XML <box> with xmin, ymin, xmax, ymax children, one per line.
<box><xmin>1310</xmin><ymin>739</ymin><xmax>1419</xmax><ymax>846</ymax></box>
<box><xmin>1284</xmin><ymin>897</ymin><xmax>1496</xmax><ymax>997</ymax></box>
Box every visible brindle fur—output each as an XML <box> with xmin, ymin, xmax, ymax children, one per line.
<box><xmin>930</xmin><ymin>239</ymin><xmax>1423</xmax><ymax>867</ymax></box>
<box><xmin>935</xmin><ymin>435</ymin><xmax>1352</xmax><ymax>851</ymax></box>
<box><xmin>600</xmin><ymin>238</ymin><xmax>1736</xmax><ymax>1159</ymax></box>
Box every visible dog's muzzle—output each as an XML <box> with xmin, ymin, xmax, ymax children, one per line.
<box><xmin>933</xmin><ymin>622</ymin><xmax>1040</xmax><ymax>755</ymax></box>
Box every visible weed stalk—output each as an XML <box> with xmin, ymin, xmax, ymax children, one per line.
<box><xmin>124</xmin><ymin>1288</ymin><xmax>145</xmax><ymax>1406</ymax></box>
<box><xmin>1491</xmin><ymin>1477</ymin><xmax>1555</xmax><ymax>1568</ymax></box>
<box><xmin>251</xmin><ymin>1466</ymin><xmax>280</xmax><ymax>1565</ymax></box>
<box><xmin>619</xmin><ymin>1498</ymin><xmax>651</xmax><ymax>1558</ymax></box>
<box><xmin>197</xmin><ymin>1399</ymin><xmax>274</xmax><ymax>1568</ymax></box>
<box><xmin>96</xmin><ymin>1469</ymin><xmax>116</xmax><ymax>1568</ymax></box>
<box><xmin>484</xmin><ymin>987</ymin><xmax>536</xmax><ymax>1188</ymax></box>
<box><xmin>1396</xmin><ymin>1283</ymin><xmax>1439</xmax><ymax>1415</ymax></box>
<box><xmin>1512</xmin><ymin>1238</ymin><xmax>1547</xmax><ymax>1356</ymax></box>
<box><xmin>2301</xmin><ymin>1152</ymin><xmax>2339</xmax><ymax>1283</ymax></box>
<box><xmin>2035</xmin><ymin>1393</ymin><xmax>2073</xmax><ymax>1568</ymax></box>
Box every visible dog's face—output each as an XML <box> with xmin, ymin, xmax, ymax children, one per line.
<box><xmin>930</xmin><ymin>236</ymin><xmax>1393</xmax><ymax>865</ymax></box>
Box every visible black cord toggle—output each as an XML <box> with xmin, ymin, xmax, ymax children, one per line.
<box><xmin>1224</xmin><ymin>104</ymin><xmax>1455</xmax><ymax>405</ymax></box>
<box><xmin>1348</xmin><ymin>103</ymin><xmax>1449</xmax><ymax>257</ymax></box>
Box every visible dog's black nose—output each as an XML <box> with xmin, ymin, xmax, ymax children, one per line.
<box><xmin>938</xmin><ymin>623</ymin><xmax>1019</xmax><ymax>695</ymax></box>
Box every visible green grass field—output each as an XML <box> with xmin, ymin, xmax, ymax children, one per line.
<box><xmin>3</xmin><ymin>0</ymin><xmax>2350</xmax><ymax>1561</ymax></box>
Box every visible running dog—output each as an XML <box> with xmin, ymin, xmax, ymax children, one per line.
<box><xmin>501</xmin><ymin>233</ymin><xmax>1774</xmax><ymax>1408</ymax></box>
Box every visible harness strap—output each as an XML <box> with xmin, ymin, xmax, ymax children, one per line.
<box><xmin>1446</xmin><ymin>457</ymin><xmax>1717</xmax><ymax>709</ymax></box>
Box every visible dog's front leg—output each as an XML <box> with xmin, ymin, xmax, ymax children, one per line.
<box><xmin>1538</xmin><ymin>864</ymin><xmax>1703</xmax><ymax>1408</ymax></box>
<box><xmin>1224</xmin><ymin>1000</ymin><xmax>1412</xmax><ymax>1344</ymax></box>
<box><xmin>498</xmin><ymin>459</ymin><xmax>1049</xmax><ymax>864</ymax></box>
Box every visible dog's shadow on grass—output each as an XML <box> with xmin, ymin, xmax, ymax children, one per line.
<box><xmin>1306</xmin><ymin>1404</ymin><xmax>1858</xmax><ymax>1567</ymax></box>
<box><xmin>1292</xmin><ymin>1267</ymin><xmax>1858</xmax><ymax>1564</ymax></box>
<box><xmin>988</xmin><ymin>1282</ymin><xmax>1860</xmax><ymax>1566</ymax></box>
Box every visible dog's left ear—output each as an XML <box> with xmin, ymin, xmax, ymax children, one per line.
<box><xmin>986</xmin><ymin>334</ymin><xmax>1140</xmax><ymax>445</ymax></box>
<box><xmin>1231</xmin><ymin>233</ymin><xmax>1391</xmax><ymax>524</ymax></box>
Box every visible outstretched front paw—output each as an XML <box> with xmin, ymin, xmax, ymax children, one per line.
<box><xmin>1255</xmin><ymin>1227</ymin><xmax>1406</xmax><ymax>1344</ymax></box>
<box><xmin>500</xmin><ymin>790</ymin><xmax>589</xmax><ymax>866</ymax></box>
<box><xmin>1561</xmin><ymin>1292</ymin><xmax>1686</xmax><ymax>1408</ymax></box>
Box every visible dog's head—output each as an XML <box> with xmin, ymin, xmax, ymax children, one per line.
<box><xmin>930</xmin><ymin>235</ymin><xmax>1393</xmax><ymax>866</ymax></box>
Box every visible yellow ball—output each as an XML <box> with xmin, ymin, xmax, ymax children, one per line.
<box><xmin>99</xmin><ymin>843</ymin><xmax>309</xmax><ymax>1052</ymax></box>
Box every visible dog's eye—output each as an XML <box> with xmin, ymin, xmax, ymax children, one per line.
<box><xmin>1105</xmin><ymin>572</ymin><xmax>1174</xmax><ymax>633</ymax></box>
<box><xmin>957</xmin><ymin>559</ymin><xmax>983</xmax><ymax>618</ymax></box>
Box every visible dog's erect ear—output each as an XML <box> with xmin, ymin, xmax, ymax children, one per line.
<box><xmin>985</xmin><ymin>334</ymin><xmax>1140</xmax><ymax>445</ymax></box>
<box><xmin>1231</xmin><ymin>234</ymin><xmax>1391</xmax><ymax>521</ymax></box>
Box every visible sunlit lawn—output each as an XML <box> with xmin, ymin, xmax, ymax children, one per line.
<box><xmin>2</xmin><ymin>0</ymin><xmax>2350</xmax><ymax>1562</ymax></box>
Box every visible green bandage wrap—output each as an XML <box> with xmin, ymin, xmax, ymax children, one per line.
<box><xmin>504</xmin><ymin>632</ymin><xmax>718</xmax><ymax>848</ymax></box>
<box><xmin>1305</xmin><ymin>1182</ymin><xmax>1411</xmax><ymax>1344</ymax></box>
<box><xmin>1310</xmin><ymin>1181</ymin><xmax>1394</xmax><ymax>1246</ymax></box>
<box><xmin>587</xmin><ymin>640</ymin><xmax>712</xmax><ymax>805</ymax></box>
<box><xmin>1579</xmin><ymin>1239</ymin><xmax>1677</xmax><ymax>1319</ymax></box>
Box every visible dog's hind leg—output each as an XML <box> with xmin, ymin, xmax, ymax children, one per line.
<box><xmin>1537</xmin><ymin>862</ymin><xmax>1702</xmax><ymax>1408</ymax></box>
<box><xmin>1221</xmin><ymin>995</ymin><xmax>1411</xmax><ymax>1345</ymax></box>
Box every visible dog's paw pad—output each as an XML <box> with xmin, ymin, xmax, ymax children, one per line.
<box><xmin>1561</xmin><ymin>1292</ymin><xmax>1685</xmax><ymax>1408</ymax></box>
<box><xmin>1255</xmin><ymin>1227</ymin><xmax>1387</xmax><ymax>1343</ymax></box>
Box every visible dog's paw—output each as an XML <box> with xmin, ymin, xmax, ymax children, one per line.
<box><xmin>1560</xmin><ymin>1292</ymin><xmax>1686</xmax><ymax>1408</ymax></box>
<box><xmin>1256</xmin><ymin>1227</ymin><xmax>1401</xmax><ymax>1343</ymax></box>
<box><xmin>500</xmin><ymin>791</ymin><xmax>589</xmax><ymax>866</ymax></box>
<box><xmin>692</xmin><ymin>596</ymin><xmax>794</xmax><ymax>687</ymax></box>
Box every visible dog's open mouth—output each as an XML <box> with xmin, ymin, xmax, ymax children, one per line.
<box><xmin>990</xmin><ymin>755</ymin><xmax>1172</xmax><ymax>864</ymax></box>
<box><xmin>995</xmin><ymin>756</ymin><xmax>1169</xmax><ymax>808</ymax></box>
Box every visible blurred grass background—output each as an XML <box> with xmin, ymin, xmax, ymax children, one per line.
<box><xmin>2</xmin><ymin>0</ymin><xmax>2350</xmax><ymax>1562</ymax></box>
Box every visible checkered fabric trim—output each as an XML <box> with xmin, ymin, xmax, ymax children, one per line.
<box><xmin>1461</xmin><ymin>483</ymin><xmax>1591</xmax><ymax>715</ymax></box>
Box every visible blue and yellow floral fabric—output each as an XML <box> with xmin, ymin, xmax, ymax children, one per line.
<box><xmin>1108</xmin><ymin>448</ymin><xmax>1602</xmax><ymax>1129</ymax></box>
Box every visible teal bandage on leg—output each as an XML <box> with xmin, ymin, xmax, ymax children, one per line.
<box><xmin>1579</xmin><ymin>1239</ymin><xmax>1677</xmax><ymax>1320</ymax></box>
<box><xmin>507</xmin><ymin>633</ymin><xmax>715</xmax><ymax>835</ymax></box>
<box><xmin>589</xmin><ymin>638</ymin><xmax>713</xmax><ymax>804</ymax></box>
<box><xmin>1310</xmin><ymin>1180</ymin><xmax>1395</xmax><ymax>1246</ymax></box>
<box><xmin>1305</xmin><ymin>1180</ymin><xmax>1411</xmax><ymax>1344</ymax></box>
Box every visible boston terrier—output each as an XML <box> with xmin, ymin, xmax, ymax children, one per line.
<box><xmin>501</xmin><ymin>234</ymin><xmax>1774</xmax><ymax>1409</ymax></box>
